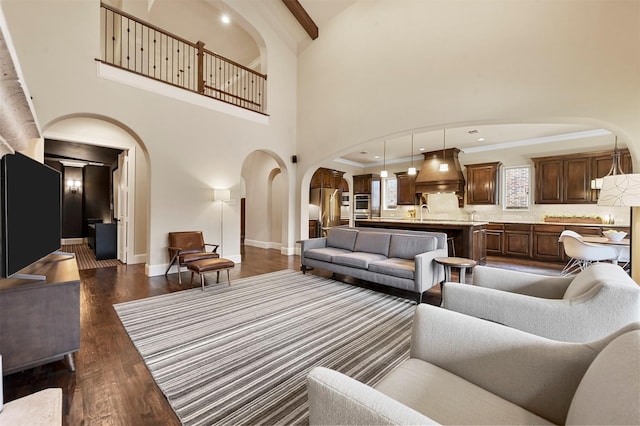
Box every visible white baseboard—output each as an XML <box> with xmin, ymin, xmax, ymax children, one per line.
<box><xmin>127</xmin><ymin>253</ymin><xmax>147</xmax><ymax>265</ymax></box>
<box><xmin>280</xmin><ymin>246</ymin><xmax>297</xmax><ymax>256</ymax></box>
<box><xmin>61</xmin><ymin>238</ymin><xmax>84</xmax><ymax>245</ymax></box>
<box><xmin>244</xmin><ymin>239</ymin><xmax>282</xmax><ymax>250</ymax></box>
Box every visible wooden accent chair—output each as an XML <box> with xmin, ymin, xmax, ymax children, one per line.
<box><xmin>164</xmin><ymin>231</ymin><xmax>219</xmax><ymax>284</ymax></box>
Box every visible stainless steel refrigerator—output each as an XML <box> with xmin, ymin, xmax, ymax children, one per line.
<box><xmin>310</xmin><ymin>188</ymin><xmax>342</xmax><ymax>237</ymax></box>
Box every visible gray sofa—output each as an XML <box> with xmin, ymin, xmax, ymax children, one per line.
<box><xmin>300</xmin><ymin>227</ymin><xmax>447</xmax><ymax>302</ymax></box>
<box><xmin>307</xmin><ymin>304</ymin><xmax>640</xmax><ymax>425</ymax></box>
<box><xmin>441</xmin><ymin>263</ymin><xmax>640</xmax><ymax>342</ymax></box>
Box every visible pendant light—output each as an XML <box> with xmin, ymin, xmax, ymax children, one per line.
<box><xmin>407</xmin><ymin>134</ymin><xmax>417</xmax><ymax>175</ymax></box>
<box><xmin>592</xmin><ymin>136</ymin><xmax>623</xmax><ymax>190</ymax></box>
<box><xmin>380</xmin><ymin>140</ymin><xmax>388</xmax><ymax>178</ymax></box>
<box><xmin>439</xmin><ymin>129</ymin><xmax>449</xmax><ymax>172</ymax></box>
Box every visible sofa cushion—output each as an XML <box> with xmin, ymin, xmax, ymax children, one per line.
<box><xmin>565</xmin><ymin>330</ymin><xmax>640</xmax><ymax>426</ymax></box>
<box><xmin>332</xmin><ymin>252</ymin><xmax>388</xmax><ymax>269</ymax></box>
<box><xmin>326</xmin><ymin>228</ymin><xmax>358</xmax><ymax>251</ymax></box>
<box><xmin>368</xmin><ymin>258</ymin><xmax>414</xmax><ymax>279</ymax></box>
<box><xmin>389</xmin><ymin>234</ymin><xmax>437</xmax><ymax>259</ymax></box>
<box><xmin>562</xmin><ymin>263</ymin><xmax>624</xmax><ymax>299</ymax></box>
<box><xmin>354</xmin><ymin>232</ymin><xmax>392</xmax><ymax>257</ymax></box>
<box><xmin>305</xmin><ymin>247</ymin><xmax>353</xmax><ymax>263</ymax></box>
<box><xmin>375</xmin><ymin>358</ymin><xmax>553</xmax><ymax>425</ymax></box>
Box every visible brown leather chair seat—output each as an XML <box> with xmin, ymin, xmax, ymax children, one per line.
<box><xmin>164</xmin><ymin>231</ymin><xmax>220</xmax><ymax>284</ymax></box>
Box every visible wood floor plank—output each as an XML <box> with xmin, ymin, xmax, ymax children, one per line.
<box><xmin>1</xmin><ymin>246</ymin><xmax>562</xmax><ymax>425</ymax></box>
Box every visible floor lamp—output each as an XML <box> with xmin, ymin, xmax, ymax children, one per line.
<box><xmin>213</xmin><ymin>188</ymin><xmax>231</xmax><ymax>257</ymax></box>
<box><xmin>598</xmin><ymin>174</ymin><xmax>640</xmax><ymax>283</ymax></box>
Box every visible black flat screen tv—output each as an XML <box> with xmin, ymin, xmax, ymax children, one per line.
<box><xmin>0</xmin><ymin>152</ymin><xmax>62</xmax><ymax>278</ymax></box>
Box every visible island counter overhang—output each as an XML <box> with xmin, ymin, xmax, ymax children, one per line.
<box><xmin>355</xmin><ymin>219</ymin><xmax>488</xmax><ymax>264</ymax></box>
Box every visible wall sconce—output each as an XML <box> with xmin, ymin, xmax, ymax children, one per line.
<box><xmin>66</xmin><ymin>179</ymin><xmax>82</xmax><ymax>194</ymax></box>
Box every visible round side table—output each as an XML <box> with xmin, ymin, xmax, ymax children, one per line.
<box><xmin>434</xmin><ymin>256</ymin><xmax>477</xmax><ymax>284</ymax></box>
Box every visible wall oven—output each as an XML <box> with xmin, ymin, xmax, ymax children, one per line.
<box><xmin>353</xmin><ymin>194</ymin><xmax>370</xmax><ymax>219</ymax></box>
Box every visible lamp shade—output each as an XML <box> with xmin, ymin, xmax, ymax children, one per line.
<box><xmin>597</xmin><ymin>174</ymin><xmax>640</xmax><ymax>206</ymax></box>
<box><xmin>213</xmin><ymin>188</ymin><xmax>231</xmax><ymax>202</ymax></box>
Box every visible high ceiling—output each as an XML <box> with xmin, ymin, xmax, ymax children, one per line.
<box><xmin>288</xmin><ymin>2</ymin><xmax>621</xmax><ymax>168</ymax></box>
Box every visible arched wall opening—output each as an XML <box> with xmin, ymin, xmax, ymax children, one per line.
<box><xmin>42</xmin><ymin>114</ymin><xmax>151</xmax><ymax>265</ymax></box>
<box><xmin>241</xmin><ymin>150</ymin><xmax>292</xmax><ymax>254</ymax></box>
<box><xmin>297</xmin><ymin>117</ymin><xmax>637</xmax><ymax>243</ymax></box>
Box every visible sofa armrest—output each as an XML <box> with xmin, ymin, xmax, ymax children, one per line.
<box><xmin>409</xmin><ymin>304</ymin><xmax>599</xmax><ymax>425</ymax></box>
<box><xmin>307</xmin><ymin>366</ymin><xmax>438</xmax><ymax>426</ymax></box>
<box><xmin>300</xmin><ymin>238</ymin><xmax>327</xmax><ymax>259</ymax></box>
<box><xmin>414</xmin><ymin>248</ymin><xmax>447</xmax><ymax>292</ymax></box>
<box><xmin>472</xmin><ymin>265</ymin><xmax>572</xmax><ymax>298</ymax></box>
<box><xmin>442</xmin><ymin>281</ymin><xmax>640</xmax><ymax>342</ymax></box>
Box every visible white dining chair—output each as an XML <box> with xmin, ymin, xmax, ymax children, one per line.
<box><xmin>559</xmin><ymin>230</ymin><xmax>618</xmax><ymax>276</ymax></box>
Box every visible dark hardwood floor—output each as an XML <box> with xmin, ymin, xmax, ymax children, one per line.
<box><xmin>2</xmin><ymin>247</ymin><xmax>563</xmax><ymax>425</ymax></box>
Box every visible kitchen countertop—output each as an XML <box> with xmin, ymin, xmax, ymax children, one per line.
<box><xmin>356</xmin><ymin>218</ymin><xmax>488</xmax><ymax>226</ymax></box>
<box><xmin>356</xmin><ymin>218</ymin><xmax>629</xmax><ymax>227</ymax></box>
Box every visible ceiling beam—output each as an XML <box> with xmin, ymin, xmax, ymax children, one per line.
<box><xmin>281</xmin><ymin>0</ymin><xmax>318</xmax><ymax>40</ymax></box>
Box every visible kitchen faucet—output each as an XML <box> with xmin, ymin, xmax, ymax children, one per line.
<box><xmin>420</xmin><ymin>204</ymin><xmax>430</xmax><ymax>222</ymax></box>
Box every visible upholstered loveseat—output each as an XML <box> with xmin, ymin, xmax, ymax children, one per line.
<box><xmin>307</xmin><ymin>304</ymin><xmax>640</xmax><ymax>425</ymax></box>
<box><xmin>441</xmin><ymin>262</ymin><xmax>640</xmax><ymax>342</ymax></box>
<box><xmin>300</xmin><ymin>227</ymin><xmax>447</xmax><ymax>302</ymax></box>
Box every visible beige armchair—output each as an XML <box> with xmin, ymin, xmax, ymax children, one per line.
<box><xmin>441</xmin><ymin>262</ymin><xmax>640</xmax><ymax>342</ymax></box>
<box><xmin>164</xmin><ymin>231</ymin><xmax>219</xmax><ymax>284</ymax></box>
<box><xmin>307</xmin><ymin>304</ymin><xmax>640</xmax><ymax>425</ymax></box>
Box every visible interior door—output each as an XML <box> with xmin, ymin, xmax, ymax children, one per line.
<box><xmin>115</xmin><ymin>151</ymin><xmax>129</xmax><ymax>263</ymax></box>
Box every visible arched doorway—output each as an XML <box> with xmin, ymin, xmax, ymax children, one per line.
<box><xmin>241</xmin><ymin>150</ymin><xmax>292</xmax><ymax>254</ymax></box>
<box><xmin>43</xmin><ymin>115</ymin><xmax>150</xmax><ymax>265</ymax></box>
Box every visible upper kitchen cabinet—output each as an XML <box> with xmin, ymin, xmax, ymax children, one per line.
<box><xmin>466</xmin><ymin>162</ymin><xmax>501</xmax><ymax>205</ymax></box>
<box><xmin>353</xmin><ymin>173</ymin><xmax>380</xmax><ymax>194</ymax></box>
<box><xmin>394</xmin><ymin>171</ymin><xmax>418</xmax><ymax>205</ymax></box>
<box><xmin>310</xmin><ymin>168</ymin><xmax>345</xmax><ymax>189</ymax></box>
<box><xmin>532</xmin><ymin>149</ymin><xmax>631</xmax><ymax>204</ymax></box>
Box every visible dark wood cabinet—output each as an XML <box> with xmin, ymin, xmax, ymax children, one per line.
<box><xmin>0</xmin><ymin>254</ymin><xmax>80</xmax><ymax>374</ymax></box>
<box><xmin>486</xmin><ymin>223</ymin><xmax>504</xmax><ymax>256</ymax></box>
<box><xmin>309</xmin><ymin>220</ymin><xmax>318</xmax><ymax>238</ymax></box>
<box><xmin>489</xmin><ymin>222</ymin><xmax>630</xmax><ymax>263</ymax></box>
<box><xmin>340</xmin><ymin>178</ymin><xmax>349</xmax><ymax>193</ymax></box>
<box><xmin>472</xmin><ymin>226</ymin><xmax>487</xmax><ymax>264</ymax></box>
<box><xmin>564</xmin><ymin>157</ymin><xmax>591</xmax><ymax>203</ymax></box>
<box><xmin>532</xmin><ymin>224</ymin><xmax>564</xmax><ymax>261</ymax></box>
<box><xmin>533</xmin><ymin>158</ymin><xmax>564</xmax><ymax>204</ymax></box>
<box><xmin>310</xmin><ymin>168</ymin><xmax>345</xmax><ymax>190</ymax></box>
<box><xmin>466</xmin><ymin>162</ymin><xmax>501</xmax><ymax>205</ymax></box>
<box><xmin>395</xmin><ymin>171</ymin><xmax>418</xmax><ymax>205</ymax></box>
<box><xmin>88</xmin><ymin>222</ymin><xmax>117</xmax><ymax>260</ymax></box>
<box><xmin>533</xmin><ymin>149</ymin><xmax>633</xmax><ymax>204</ymax></box>
<box><xmin>353</xmin><ymin>173</ymin><xmax>380</xmax><ymax>194</ymax></box>
<box><xmin>504</xmin><ymin>223</ymin><xmax>532</xmax><ymax>258</ymax></box>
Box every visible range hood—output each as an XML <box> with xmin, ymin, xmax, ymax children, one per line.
<box><xmin>415</xmin><ymin>148</ymin><xmax>465</xmax><ymax>207</ymax></box>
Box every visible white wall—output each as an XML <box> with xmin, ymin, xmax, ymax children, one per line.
<box><xmin>295</xmin><ymin>0</ymin><xmax>640</xmax><ymax>235</ymax></box>
<box><xmin>0</xmin><ymin>0</ymin><xmax>298</xmax><ymax>272</ymax></box>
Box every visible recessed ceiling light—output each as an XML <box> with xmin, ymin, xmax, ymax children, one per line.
<box><xmin>221</xmin><ymin>14</ymin><xmax>231</xmax><ymax>24</ymax></box>
<box><xmin>374</xmin><ymin>155</ymin><xmax>380</xmax><ymax>159</ymax></box>
<box><xmin>419</xmin><ymin>147</ymin><xmax>425</xmax><ymax>151</ymax></box>
<box><xmin>360</xmin><ymin>151</ymin><xmax>369</xmax><ymax>155</ymax></box>
<box><xmin>477</xmin><ymin>137</ymin><xmax>485</xmax><ymax>142</ymax></box>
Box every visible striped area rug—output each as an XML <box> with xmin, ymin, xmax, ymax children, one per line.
<box><xmin>114</xmin><ymin>269</ymin><xmax>415</xmax><ymax>425</ymax></box>
<box><xmin>61</xmin><ymin>244</ymin><xmax>121</xmax><ymax>270</ymax></box>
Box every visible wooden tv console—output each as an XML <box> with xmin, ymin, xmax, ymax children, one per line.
<box><xmin>0</xmin><ymin>253</ymin><xmax>80</xmax><ymax>375</ymax></box>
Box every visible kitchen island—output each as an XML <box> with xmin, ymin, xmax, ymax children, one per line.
<box><xmin>356</xmin><ymin>218</ymin><xmax>488</xmax><ymax>264</ymax></box>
